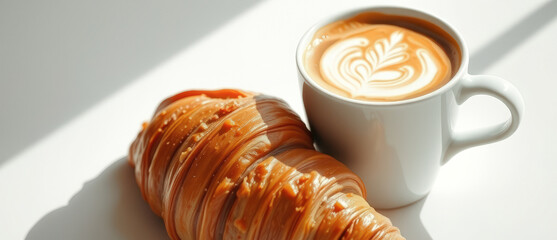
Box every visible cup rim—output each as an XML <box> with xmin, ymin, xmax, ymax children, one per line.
<box><xmin>296</xmin><ymin>6</ymin><xmax>470</xmax><ymax>106</ymax></box>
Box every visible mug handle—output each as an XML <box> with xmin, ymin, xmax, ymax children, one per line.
<box><xmin>443</xmin><ymin>74</ymin><xmax>525</xmax><ymax>164</ymax></box>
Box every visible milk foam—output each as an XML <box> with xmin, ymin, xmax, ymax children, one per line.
<box><xmin>305</xmin><ymin>20</ymin><xmax>453</xmax><ymax>101</ymax></box>
<box><xmin>321</xmin><ymin>30</ymin><xmax>440</xmax><ymax>99</ymax></box>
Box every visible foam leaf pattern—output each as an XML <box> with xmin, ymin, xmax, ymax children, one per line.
<box><xmin>320</xmin><ymin>31</ymin><xmax>438</xmax><ymax>99</ymax></box>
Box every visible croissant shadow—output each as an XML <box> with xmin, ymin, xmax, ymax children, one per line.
<box><xmin>26</xmin><ymin>157</ymin><xmax>169</xmax><ymax>240</ymax></box>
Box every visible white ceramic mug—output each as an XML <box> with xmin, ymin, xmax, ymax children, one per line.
<box><xmin>296</xmin><ymin>6</ymin><xmax>525</xmax><ymax>209</ymax></box>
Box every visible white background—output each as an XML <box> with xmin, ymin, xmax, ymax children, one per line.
<box><xmin>1</xmin><ymin>0</ymin><xmax>556</xmax><ymax>239</ymax></box>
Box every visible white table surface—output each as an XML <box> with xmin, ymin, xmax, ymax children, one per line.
<box><xmin>1</xmin><ymin>0</ymin><xmax>556</xmax><ymax>239</ymax></box>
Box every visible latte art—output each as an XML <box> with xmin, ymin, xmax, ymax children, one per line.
<box><xmin>321</xmin><ymin>29</ymin><xmax>441</xmax><ymax>99</ymax></box>
<box><xmin>304</xmin><ymin>14</ymin><xmax>456</xmax><ymax>102</ymax></box>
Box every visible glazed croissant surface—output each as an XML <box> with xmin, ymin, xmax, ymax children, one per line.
<box><xmin>129</xmin><ymin>89</ymin><xmax>405</xmax><ymax>240</ymax></box>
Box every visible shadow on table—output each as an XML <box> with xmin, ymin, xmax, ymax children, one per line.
<box><xmin>469</xmin><ymin>0</ymin><xmax>557</xmax><ymax>73</ymax></box>
<box><xmin>26</xmin><ymin>157</ymin><xmax>169</xmax><ymax>240</ymax></box>
<box><xmin>0</xmin><ymin>0</ymin><xmax>261</xmax><ymax>165</ymax></box>
<box><xmin>378</xmin><ymin>197</ymin><xmax>431</xmax><ymax>240</ymax></box>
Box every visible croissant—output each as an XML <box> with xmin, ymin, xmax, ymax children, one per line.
<box><xmin>129</xmin><ymin>89</ymin><xmax>405</xmax><ymax>240</ymax></box>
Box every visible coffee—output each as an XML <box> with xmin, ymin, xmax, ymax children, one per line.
<box><xmin>303</xmin><ymin>12</ymin><xmax>461</xmax><ymax>102</ymax></box>
<box><xmin>298</xmin><ymin>7</ymin><xmax>524</xmax><ymax>209</ymax></box>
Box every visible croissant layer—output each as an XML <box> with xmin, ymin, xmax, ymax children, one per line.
<box><xmin>129</xmin><ymin>89</ymin><xmax>405</xmax><ymax>240</ymax></box>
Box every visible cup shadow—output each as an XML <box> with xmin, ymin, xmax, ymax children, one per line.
<box><xmin>378</xmin><ymin>197</ymin><xmax>432</xmax><ymax>240</ymax></box>
<box><xmin>26</xmin><ymin>157</ymin><xmax>169</xmax><ymax>240</ymax></box>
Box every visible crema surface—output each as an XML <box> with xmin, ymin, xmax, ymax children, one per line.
<box><xmin>304</xmin><ymin>13</ymin><xmax>454</xmax><ymax>102</ymax></box>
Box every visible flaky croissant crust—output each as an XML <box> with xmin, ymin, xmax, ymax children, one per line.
<box><xmin>129</xmin><ymin>89</ymin><xmax>405</xmax><ymax>240</ymax></box>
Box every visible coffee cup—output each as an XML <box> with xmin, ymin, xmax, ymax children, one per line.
<box><xmin>296</xmin><ymin>6</ymin><xmax>524</xmax><ymax>209</ymax></box>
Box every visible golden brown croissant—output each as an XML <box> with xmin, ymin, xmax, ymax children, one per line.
<box><xmin>129</xmin><ymin>89</ymin><xmax>405</xmax><ymax>240</ymax></box>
